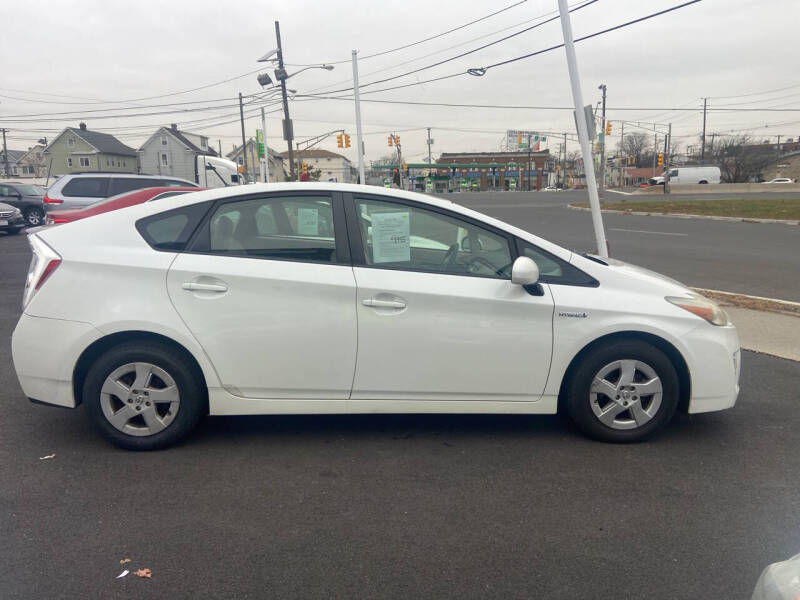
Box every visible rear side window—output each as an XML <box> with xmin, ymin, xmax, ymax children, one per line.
<box><xmin>136</xmin><ymin>202</ymin><xmax>211</xmax><ymax>251</ymax></box>
<box><xmin>110</xmin><ymin>177</ymin><xmax>159</xmax><ymax>196</ymax></box>
<box><xmin>62</xmin><ymin>177</ymin><xmax>109</xmax><ymax>198</ymax></box>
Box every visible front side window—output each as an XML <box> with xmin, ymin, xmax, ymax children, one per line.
<box><xmin>518</xmin><ymin>241</ymin><xmax>597</xmax><ymax>286</ymax></box>
<box><xmin>355</xmin><ymin>198</ymin><xmax>512</xmax><ymax>279</ymax></box>
<box><xmin>203</xmin><ymin>195</ymin><xmax>337</xmax><ymax>263</ymax></box>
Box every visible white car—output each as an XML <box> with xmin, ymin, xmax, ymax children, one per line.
<box><xmin>12</xmin><ymin>183</ymin><xmax>741</xmax><ymax>450</ymax></box>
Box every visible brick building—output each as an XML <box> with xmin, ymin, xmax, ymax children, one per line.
<box><xmin>435</xmin><ymin>150</ymin><xmax>550</xmax><ymax>191</ymax></box>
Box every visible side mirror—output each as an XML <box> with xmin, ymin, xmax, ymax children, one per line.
<box><xmin>511</xmin><ymin>256</ymin><xmax>539</xmax><ymax>286</ymax></box>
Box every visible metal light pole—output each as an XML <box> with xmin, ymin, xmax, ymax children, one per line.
<box><xmin>557</xmin><ymin>0</ymin><xmax>608</xmax><ymax>257</ymax></box>
<box><xmin>261</xmin><ymin>106</ymin><xmax>269</xmax><ymax>183</ymax></box>
<box><xmin>664</xmin><ymin>122</ymin><xmax>672</xmax><ymax>194</ymax></box>
<box><xmin>238</xmin><ymin>92</ymin><xmax>249</xmax><ymax>182</ymax></box>
<box><xmin>351</xmin><ymin>50</ymin><xmax>366</xmax><ymax>185</ymax></box>
<box><xmin>700</xmin><ymin>97</ymin><xmax>707</xmax><ymax>162</ymax></box>
<box><xmin>274</xmin><ymin>21</ymin><xmax>295</xmax><ymax>180</ymax></box>
<box><xmin>598</xmin><ymin>84</ymin><xmax>607</xmax><ymax>194</ymax></box>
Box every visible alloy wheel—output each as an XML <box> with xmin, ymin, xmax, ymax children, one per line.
<box><xmin>589</xmin><ymin>359</ymin><xmax>663</xmax><ymax>430</ymax></box>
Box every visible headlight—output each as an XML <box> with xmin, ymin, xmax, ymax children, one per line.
<box><xmin>12</xmin><ymin>208</ymin><xmax>22</xmax><ymax>216</ymax></box>
<box><xmin>666</xmin><ymin>295</ymin><xmax>729</xmax><ymax>326</ymax></box>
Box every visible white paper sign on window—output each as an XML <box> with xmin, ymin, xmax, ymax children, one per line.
<box><xmin>296</xmin><ymin>207</ymin><xmax>319</xmax><ymax>235</ymax></box>
<box><xmin>372</xmin><ymin>211</ymin><xmax>410</xmax><ymax>263</ymax></box>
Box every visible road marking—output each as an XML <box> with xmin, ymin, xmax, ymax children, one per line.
<box><xmin>606</xmin><ymin>190</ymin><xmax>634</xmax><ymax>195</ymax></box>
<box><xmin>609</xmin><ymin>227</ymin><xmax>688</xmax><ymax>236</ymax></box>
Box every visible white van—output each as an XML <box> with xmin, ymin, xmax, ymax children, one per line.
<box><xmin>650</xmin><ymin>166</ymin><xmax>721</xmax><ymax>186</ymax></box>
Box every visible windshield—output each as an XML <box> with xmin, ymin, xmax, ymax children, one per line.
<box><xmin>13</xmin><ymin>185</ymin><xmax>44</xmax><ymax>196</ymax></box>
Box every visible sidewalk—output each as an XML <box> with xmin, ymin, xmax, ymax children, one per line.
<box><xmin>725</xmin><ymin>307</ymin><xmax>800</xmax><ymax>361</ymax></box>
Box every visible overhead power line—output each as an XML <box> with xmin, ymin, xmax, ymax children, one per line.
<box><xmin>285</xmin><ymin>0</ymin><xmax>529</xmax><ymax>66</ymax></box>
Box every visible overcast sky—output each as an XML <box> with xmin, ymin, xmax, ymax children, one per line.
<box><xmin>2</xmin><ymin>0</ymin><xmax>799</xmax><ymax>164</ymax></box>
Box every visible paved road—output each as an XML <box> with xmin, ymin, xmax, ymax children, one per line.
<box><xmin>444</xmin><ymin>190</ymin><xmax>800</xmax><ymax>301</ymax></box>
<box><xmin>2</xmin><ymin>233</ymin><xmax>800</xmax><ymax>599</ymax></box>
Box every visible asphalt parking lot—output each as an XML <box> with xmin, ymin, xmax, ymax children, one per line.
<box><xmin>1</xmin><ymin>229</ymin><xmax>799</xmax><ymax>599</ymax></box>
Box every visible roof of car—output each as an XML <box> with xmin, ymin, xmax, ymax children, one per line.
<box><xmin>58</xmin><ymin>172</ymin><xmax>195</xmax><ymax>183</ymax></box>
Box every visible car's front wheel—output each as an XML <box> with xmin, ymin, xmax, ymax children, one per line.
<box><xmin>25</xmin><ymin>207</ymin><xmax>43</xmax><ymax>227</ymax></box>
<box><xmin>83</xmin><ymin>341</ymin><xmax>206</xmax><ymax>450</ymax></box>
<box><xmin>564</xmin><ymin>339</ymin><xmax>679</xmax><ymax>443</ymax></box>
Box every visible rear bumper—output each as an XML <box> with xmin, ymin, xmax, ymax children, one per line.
<box><xmin>12</xmin><ymin>313</ymin><xmax>103</xmax><ymax>408</ymax></box>
<box><xmin>682</xmin><ymin>323</ymin><xmax>741</xmax><ymax>414</ymax></box>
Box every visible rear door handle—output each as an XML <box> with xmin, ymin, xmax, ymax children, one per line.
<box><xmin>362</xmin><ymin>298</ymin><xmax>406</xmax><ymax>309</ymax></box>
<box><xmin>182</xmin><ymin>282</ymin><xmax>228</xmax><ymax>293</ymax></box>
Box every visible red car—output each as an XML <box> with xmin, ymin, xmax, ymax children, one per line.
<box><xmin>45</xmin><ymin>186</ymin><xmax>205</xmax><ymax>224</ymax></box>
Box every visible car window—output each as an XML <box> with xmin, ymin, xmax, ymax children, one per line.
<box><xmin>110</xmin><ymin>178</ymin><xmax>159</xmax><ymax>196</ymax></box>
<box><xmin>0</xmin><ymin>185</ymin><xmax>10</xmax><ymax>197</ymax></box>
<box><xmin>62</xmin><ymin>177</ymin><xmax>109</xmax><ymax>198</ymax></box>
<box><xmin>519</xmin><ymin>241</ymin><xmax>598</xmax><ymax>286</ymax></box>
<box><xmin>136</xmin><ymin>202</ymin><xmax>210</xmax><ymax>251</ymax></box>
<box><xmin>160</xmin><ymin>179</ymin><xmax>194</xmax><ymax>187</ymax></box>
<box><xmin>206</xmin><ymin>195</ymin><xmax>337</xmax><ymax>263</ymax></box>
<box><xmin>356</xmin><ymin>198</ymin><xmax>512</xmax><ymax>279</ymax></box>
<box><xmin>10</xmin><ymin>184</ymin><xmax>43</xmax><ymax>196</ymax></box>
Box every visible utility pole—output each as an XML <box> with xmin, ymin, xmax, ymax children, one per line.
<box><xmin>351</xmin><ymin>50</ymin><xmax>366</xmax><ymax>185</ymax></box>
<box><xmin>700</xmin><ymin>97</ymin><xmax>707</xmax><ymax>162</ymax></box>
<box><xmin>1</xmin><ymin>128</ymin><xmax>9</xmax><ymax>178</ymax></box>
<box><xmin>561</xmin><ymin>132</ymin><xmax>567</xmax><ymax>188</ymax></box>
<box><xmin>664</xmin><ymin>122</ymin><xmax>672</xmax><ymax>194</ymax></box>
<box><xmin>275</xmin><ymin>21</ymin><xmax>295</xmax><ymax>181</ymax></box>
<box><xmin>598</xmin><ymin>84</ymin><xmax>607</xmax><ymax>193</ymax></box>
<box><xmin>238</xmin><ymin>92</ymin><xmax>249</xmax><ymax>183</ymax></box>
<box><xmin>261</xmin><ymin>106</ymin><xmax>269</xmax><ymax>183</ymax></box>
<box><xmin>558</xmin><ymin>0</ymin><xmax>608</xmax><ymax>257</ymax></box>
<box><xmin>619</xmin><ymin>121</ymin><xmax>628</xmax><ymax>187</ymax></box>
<box><xmin>527</xmin><ymin>132</ymin><xmax>532</xmax><ymax>191</ymax></box>
<box><xmin>777</xmin><ymin>134</ymin><xmax>782</xmax><ymax>154</ymax></box>
<box><xmin>426</xmin><ymin>127</ymin><xmax>433</xmax><ymax>166</ymax></box>
<box><xmin>652</xmin><ymin>127</ymin><xmax>658</xmax><ymax>177</ymax></box>
<box><xmin>218</xmin><ymin>140</ymin><xmax>222</xmax><ymax>157</ymax></box>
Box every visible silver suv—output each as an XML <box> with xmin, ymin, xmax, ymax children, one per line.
<box><xmin>44</xmin><ymin>173</ymin><xmax>198</xmax><ymax>211</ymax></box>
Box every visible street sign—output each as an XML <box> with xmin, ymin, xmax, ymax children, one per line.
<box><xmin>256</xmin><ymin>129</ymin><xmax>265</xmax><ymax>158</ymax></box>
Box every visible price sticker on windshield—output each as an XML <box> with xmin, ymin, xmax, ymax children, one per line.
<box><xmin>372</xmin><ymin>211</ymin><xmax>410</xmax><ymax>264</ymax></box>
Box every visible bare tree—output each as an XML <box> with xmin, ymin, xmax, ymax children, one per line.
<box><xmin>618</xmin><ymin>132</ymin><xmax>649</xmax><ymax>167</ymax></box>
<box><xmin>711</xmin><ymin>135</ymin><xmax>778</xmax><ymax>182</ymax></box>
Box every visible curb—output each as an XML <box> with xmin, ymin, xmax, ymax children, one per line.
<box><xmin>567</xmin><ymin>204</ymin><xmax>800</xmax><ymax>225</ymax></box>
<box><xmin>691</xmin><ymin>288</ymin><xmax>800</xmax><ymax>317</ymax></box>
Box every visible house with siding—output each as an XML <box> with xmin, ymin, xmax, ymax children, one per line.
<box><xmin>16</xmin><ymin>144</ymin><xmax>47</xmax><ymax>178</ymax></box>
<box><xmin>43</xmin><ymin>123</ymin><xmax>137</xmax><ymax>175</ymax></box>
<box><xmin>138</xmin><ymin>124</ymin><xmax>217</xmax><ymax>182</ymax></box>
<box><xmin>228</xmin><ymin>138</ymin><xmax>287</xmax><ymax>182</ymax></box>
<box><xmin>0</xmin><ymin>149</ymin><xmax>25</xmax><ymax>177</ymax></box>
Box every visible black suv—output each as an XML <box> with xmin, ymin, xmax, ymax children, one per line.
<box><xmin>0</xmin><ymin>182</ymin><xmax>46</xmax><ymax>226</ymax></box>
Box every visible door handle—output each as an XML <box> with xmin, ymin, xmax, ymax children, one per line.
<box><xmin>182</xmin><ymin>282</ymin><xmax>228</xmax><ymax>293</ymax></box>
<box><xmin>362</xmin><ymin>298</ymin><xmax>406</xmax><ymax>309</ymax></box>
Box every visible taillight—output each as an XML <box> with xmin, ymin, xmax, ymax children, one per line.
<box><xmin>23</xmin><ymin>234</ymin><xmax>62</xmax><ymax>309</ymax></box>
<box><xmin>43</xmin><ymin>194</ymin><xmax>63</xmax><ymax>204</ymax></box>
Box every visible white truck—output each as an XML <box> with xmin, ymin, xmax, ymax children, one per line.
<box><xmin>649</xmin><ymin>166</ymin><xmax>721</xmax><ymax>186</ymax></box>
<box><xmin>195</xmin><ymin>155</ymin><xmax>241</xmax><ymax>188</ymax></box>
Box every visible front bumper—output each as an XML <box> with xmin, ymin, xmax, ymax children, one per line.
<box><xmin>681</xmin><ymin>322</ymin><xmax>741</xmax><ymax>413</ymax></box>
<box><xmin>0</xmin><ymin>213</ymin><xmax>25</xmax><ymax>231</ymax></box>
<box><xmin>12</xmin><ymin>313</ymin><xmax>103</xmax><ymax>408</ymax></box>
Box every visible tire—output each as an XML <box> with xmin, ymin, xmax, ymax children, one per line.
<box><xmin>83</xmin><ymin>341</ymin><xmax>207</xmax><ymax>450</ymax></box>
<box><xmin>699</xmin><ymin>180</ymin><xmax>708</xmax><ymax>184</ymax></box>
<box><xmin>25</xmin><ymin>207</ymin><xmax>43</xmax><ymax>227</ymax></box>
<box><xmin>564</xmin><ymin>340</ymin><xmax>679</xmax><ymax>443</ymax></box>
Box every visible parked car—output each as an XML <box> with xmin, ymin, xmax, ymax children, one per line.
<box><xmin>762</xmin><ymin>178</ymin><xmax>793</xmax><ymax>184</ymax></box>
<box><xmin>543</xmin><ymin>185</ymin><xmax>562</xmax><ymax>191</ymax></box>
<box><xmin>43</xmin><ymin>173</ymin><xmax>198</xmax><ymax>211</ymax></box>
<box><xmin>12</xmin><ymin>183</ymin><xmax>740</xmax><ymax>450</ymax></box>
<box><xmin>45</xmin><ymin>186</ymin><xmax>205</xmax><ymax>225</ymax></box>
<box><xmin>0</xmin><ymin>202</ymin><xmax>26</xmax><ymax>235</ymax></box>
<box><xmin>0</xmin><ymin>182</ymin><xmax>46</xmax><ymax>226</ymax></box>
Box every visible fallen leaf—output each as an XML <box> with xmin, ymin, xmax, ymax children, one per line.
<box><xmin>38</xmin><ymin>454</ymin><xmax>56</xmax><ymax>460</ymax></box>
<box><xmin>116</xmin><ymin>570</ymin><xmax>129</xmax><ymax>579</ymax></box>
<box><xmin>134</xmin><ymin>568</ymin><xmax>152</xmax><ymax>578</ymax></box>
<box><xmin>120</xmin><ymin>558</ymin><xmax>131</xmax><ymax>565</ymax></box>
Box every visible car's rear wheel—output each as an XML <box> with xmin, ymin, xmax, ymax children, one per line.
<box><xmin>83</xmin><ymin>341</ymin><xmax>206</xmax><ymax>450</ymax></box>
<box><xmin>25</xmin><ymin>207</ymin><xmax>43</xmax><ymax>227</ymax></box>
<box><xmin>564</xmin><ymin>340</ymin><xmax>679</xmax><ymax>443</ymax></box>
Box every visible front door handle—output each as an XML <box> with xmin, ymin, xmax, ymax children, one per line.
<box><xmin>182</xmin><ymin>282</ymin><xmax>228</xmax><ymax>293</ymax></box>
<box><xmin>362</xmin><ymin>297</ymin><xmax>406</xmax><ymax>309</ymax></box>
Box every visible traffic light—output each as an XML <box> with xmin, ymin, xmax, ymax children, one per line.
<box><xmin>402</xmin><ymin>161</ymin><xmax>408</xmax><ymax>173</ymax></box>
<box><xmin>657</xmin><ymin>152</ymin><xmax>664</xmax><ymax>166</ymax></box>
<box><xmin>336</xmin><ymin>134</ymin><xmax>343</xmax><ymax>148</ymax></box>
<box><xmin>605</xmin><ymin>122</ymin><xmax>612</xmax><ymax>136</ymax></box>
<box><xmin>594</xmin><ymin>141</ymin><xmax>600</xmax><ymax>153</ymax></box>
<box><xmin>344</xmin><ymin>134</ymin><xmax>351</xmax><ymax>148</ymax></box>
<box><xmin>517</xmin><ymin>133</ymin><xmax>522</xmax><ymax>144</ymax></box>
<box><xmin>302</xmin><ymin>162</ymin><xmax>308</xmax><ymax>175</ymax></box>
<box><xmin>388</xmin><ymin>135</ymin><xmax>393</xmax><ymax>147</ymax></box>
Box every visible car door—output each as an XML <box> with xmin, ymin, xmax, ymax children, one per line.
<box><xmin>166</xmin><ymin>191</ymin><xmax>357</xmax><ymax>400</ymax></box>
<box><xmin>346</xmin><ymin>193</ymin><xmax>554</xmax><ymax>402</ymax></box>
